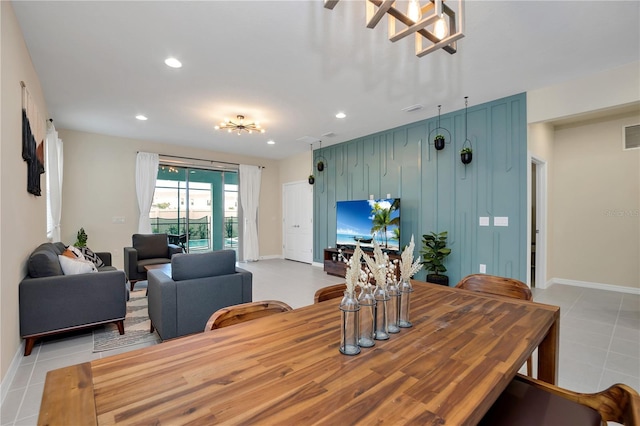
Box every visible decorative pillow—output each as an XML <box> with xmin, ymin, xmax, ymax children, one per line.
<box><xmin>58</xmin><ymin>255</ymin><xmax>97</xmax><ymax>275</ymax></box>
<box><xmin>63</xmin><ymin>245</ymin><xmax>86</xmax><ymax>260</ymax></box>
<box><xmin>79</xmin><ymin>246</ymin><xmax>105</xmax><ymax>268</ymax></box>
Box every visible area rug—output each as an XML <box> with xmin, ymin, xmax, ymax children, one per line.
<box><xmin>93</xmin><ymin>285</ymin><xmax>161</xmax><ymax>352</ymax></box>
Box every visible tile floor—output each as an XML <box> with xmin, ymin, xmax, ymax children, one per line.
<box><xmin>1</xmin><ymin>259</ymin><xmax>638</xmax><ymax>425</ymax></box>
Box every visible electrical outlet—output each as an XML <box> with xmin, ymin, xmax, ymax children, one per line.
<box><xmin>112</xmin><ymin>216</ymin><xmax>125</xmax><ymax>224</ymax></box>
<box><xmin>479</xmin><ymin>264</ymin><xmax>486</xmax><ymax>273</ymax></box>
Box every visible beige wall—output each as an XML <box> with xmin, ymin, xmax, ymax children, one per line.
<box><xmin>278</xmin><ymin>149</ymin><xmax>312</xmax><ymax>185</ymax></box>
<box><xmin>1</xmin><ymin>2</ymin><xmax>50</xmax><ymax>381</ymax></box>
<box><xmin>58</xmin><ymin>129</ymin><xmax>284</xmax><ymax>268</ymax></box>
<box><xmin>528</xmin><ymin>122</ymin><xmax>555</xmax><ymax>282</ymax></box>
<box><xmin>551</xmin><ymin>111</ymin><xmax>639</xmax><ymax>288</ymax></box>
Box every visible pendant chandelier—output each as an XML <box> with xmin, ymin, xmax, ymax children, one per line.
<box><xmin>324</xmin><ymin>0</ymin><xmax>465</xmax><ymax>58</ymax></box>
<box><xmin>215</xmin><ymin>115</ymin><xmax>265</xmax><ymax>135</ymax></box>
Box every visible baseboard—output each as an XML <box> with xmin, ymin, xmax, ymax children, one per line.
<box><xmin>1</xmin><ymin>340</ymin><xmax>25</xmax><ymax>405</ymax></box>
<box><xmin>550</xmin><ymin>278</ymin><xmax>640</xmax><ymax>295</ymax></box>
<box><xmin>258</xmin><ymin>254</ymin><xmax>282</xmax><ymax>260</ymax></box>
<box><xmin>312</xmin><ymin>261</ymin><xmax>324</xmax><ymax>268</ymax></box>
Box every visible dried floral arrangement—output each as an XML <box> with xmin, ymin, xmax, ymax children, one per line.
<box><xmin>363</xmin><ymin>240</ymin><xmax>392</xmax><ymax>290</ymax></box>
<box><xmin>399</xmin><ymin>235</ymin><xmax>423</xmax><ymax>281</ymax></box>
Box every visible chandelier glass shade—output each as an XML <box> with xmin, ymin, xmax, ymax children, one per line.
<box><xmin>215</xmin><ymin>115</ymin><xmax>265</xmax><ymax>135</ymax></box>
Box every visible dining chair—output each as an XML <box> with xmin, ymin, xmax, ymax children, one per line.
<box><xmin>204</xmin><ymin>300</ymin><xmax>292</xmax><ymax>331</ymax></box>
<box><xmin>480</xmin><ymin>373</ymin><xmax>640</xmax><ymax>426</ymax></box>
<box><xmin>313</xmin><ymin>283</ymin><xmax>348</xmax><ymax>304</ymax></box>
<box><xmin>455</xmin><ymin>274</ymin><xmax>533</xmax><ymax>376</ymax></box>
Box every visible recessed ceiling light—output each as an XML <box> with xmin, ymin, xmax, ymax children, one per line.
<box><xmin>335</xmin><ymin>112</ymin><xmax>346</xmax><ymax>119</ymax></box>
<box><xmin>164</xmin><ymin>57</ymin><xmax>182</xmax><ymax>68</ymax></box>
<box><xmin>135</xmin><ymin>115</ymin><xmax>148</xmax><ymax>121</ymax></box>
<box><xmin>267</xmin><ymin>140</ymin><xmax>275</xmax><ymax>145</ymax></box>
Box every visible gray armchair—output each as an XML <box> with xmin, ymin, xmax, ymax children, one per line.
<box><xmin>124</xmin><ymin>233</ymin><xmax>183</xmax><ymax>291</ymax></box>
<box><xmin>147</xmin><ymin>250</ymin><xmax>252</xmax><ymax>340</ymax></box>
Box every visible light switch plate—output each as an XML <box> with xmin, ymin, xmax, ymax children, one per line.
<box><xmin>479</xmin><ymin>264</ymin><xmax>486</xmax><ymax>273</ymax></box>
<box><xmin>479</xmin><ymin>217</ymin><xmax>490</xmax><ymax>227</ymax></box>
<box><xmin>494</xmin><ymin>216</ymin><xmax>509</xmax><ymax>227</ymax></box>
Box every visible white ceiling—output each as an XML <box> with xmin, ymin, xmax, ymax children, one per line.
<box><xmin>12</xmin><ymin>1</ymin><xmax>640</xmax><ymax>160</ymax></box>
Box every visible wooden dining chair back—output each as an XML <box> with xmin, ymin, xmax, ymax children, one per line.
<box><xmin>456</xmin><ymin>274</ymin><xmax>533</xmax><ymax>376</ymax></box>
<box><xmin>480</xmin><ymin>373</ymin><xmax>640</xmax><ymax>426</ymax></box>
<box><xmin>313</xmin><ymin>283</ymin><xmax>348</xmax><ymax>304</ymax></box>
<box><xmin>456</xmin><ymin>274</ymin><xmax>532</xmax><ymax>301</ymax></box>
<box><xmin>204</xmin><ymin>300</ymin><xmax>293</xmax><ymax>331</ymax></box>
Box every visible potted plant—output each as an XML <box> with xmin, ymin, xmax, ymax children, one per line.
<box><xmin>316</xmin><ymin>160</ymin><xmax>325</xmax><ymax>172</ymax></box>
<box><xmin>460</xmin><ymin>146</ymin><xmax>473</xmax><ymax>164</ymax></box>
<box><xmin>74</xmin><ymin>227</ymin><xmax>88</xmax><ymax>248</ymax></box>
<box><xmin>434</xmin><ymin>134</ymin><xmax>445</xmax><ymax>151</ymax></box>
<box><xmin>308</xmin><ymin>174</ymin><xmax>315</xmax><ymax>185</ymax></box>
<box><xmin>420</xmin><ymin>231</ymin><xmax>451</xmax><ymax>286</ymax></box>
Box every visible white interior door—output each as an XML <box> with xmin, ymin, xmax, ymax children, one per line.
<box><xmin>283</xmin><ymin>181</ymin><xmax>313</xmax><ymax>263</ymax></box>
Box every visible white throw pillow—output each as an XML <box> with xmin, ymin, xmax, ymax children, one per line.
<box><xmin>58</xmin><ymin>255</ymin><xmax>97</xmax><ymax>275</ymax></box>
<box><xmin>67</xmin><ymin>246</ymin><xmax>86</xmax><ymax>260</ymax></box>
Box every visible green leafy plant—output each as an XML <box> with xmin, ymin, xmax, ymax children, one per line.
<box><xmin>460</xmin><ymin>147</ymin><xmax>472</xmax><ymax>154</ymax></box>
<box><xmin>74</xmin><ymin>228</ymin><xmax>88</xmax><ymax>248</ymax></box>
<box><xmin>420</xmin><ymin>231</ymin><xmax>451</xmax><ymax>276</ymax></box>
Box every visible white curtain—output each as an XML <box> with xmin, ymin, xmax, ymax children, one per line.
<box><xmin>45</xmin><ymin>121</ymin><xmax>63</xmax><ymax>241</ymax></box>
<box><xmin>136</xmin><ymin>152</ymin><xmax>159</xmax><ymax>233</ymax></box>
<box><xmin>239</xmin><ymin>164</ymin><xmax>262</xmax><ymax>261</ymax></box>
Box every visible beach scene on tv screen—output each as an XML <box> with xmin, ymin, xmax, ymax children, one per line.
<box><xmin>336</xmin><ymin>198</ymin><xmax>400</xmax><ymax>251</ymax></box>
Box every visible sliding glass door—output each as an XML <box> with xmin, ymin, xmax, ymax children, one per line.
<box><xmin>149</xmin><ymin>165</ymin><xmax>239</xmax><ymax>254</ymax></box>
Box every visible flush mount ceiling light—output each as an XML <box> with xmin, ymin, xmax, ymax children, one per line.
<box><xmin>164</xmin><ymin>57</ymin><xmax>182</xmax><ymax>68</ymax></box>
<box><xmin>135</xmin><ymin>115</ymin><xmax>148</xmax><ymax>121</ymax></box>
<box><xmin>324</xmin><ymin>0</ymin><xmax>465</xmax><ymax>58</ymax></box>
<box><xmin>214</xmin><ymin>115</ymin><xmax>265</xmax><ymax>135</ymax></box>
<box><xmin>336</xmin><ymin>112</ymin><xmax>346</xmax><ymax>119</ymax></box>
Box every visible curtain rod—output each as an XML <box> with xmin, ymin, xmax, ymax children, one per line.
<box><xmin>138</xmin><ymin>152</ymin><xmax>265</xmax><ymax>169</ymax></box>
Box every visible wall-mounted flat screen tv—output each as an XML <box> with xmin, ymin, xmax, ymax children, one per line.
<box><xmin>336</xmin><ymin>198</ymin><xmax>400</xmax><ymax>251</ymax></box>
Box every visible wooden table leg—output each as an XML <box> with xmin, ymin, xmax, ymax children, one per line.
<box><xmin>536</xmin><ymin>310</ymin><xmax>560</xmax><ymax>384</ymax></box>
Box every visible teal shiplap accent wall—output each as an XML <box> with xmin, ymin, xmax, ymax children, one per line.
<box><xmin>313</xmin><ymin>93</ymin><xmax>527</xmax><ymax>285</ymax></box>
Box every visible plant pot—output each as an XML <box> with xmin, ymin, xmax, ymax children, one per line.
<box><xmin>434</xmin><ymin>136</ymin><xmax>445</xmax><ymax>151</ymax></box>
<box><xmin>427</xmin><ymin>274</ymin><xmax>449</xmax><ymax>286</ymax></box>
<box><xmin>316</xmin><ymin>161</ymin><xmax>325</xmax><ymax>172</ymax></box>
<box><xmin>308</xmin><ymin>176</ymin><xmax>315</xmax><ymax>185</ymax></box>
<box><xmin>461</xmin><ymin>152</ymin><xmax>472</xmax><ymax>164</ymax></box>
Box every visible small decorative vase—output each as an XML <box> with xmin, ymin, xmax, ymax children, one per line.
<box><xmin>357</xmin><ymin>285</ymin><xmax>375</xmax><ymax>348</ymax></box>
<box><xmin>339</xmin><ymin>291</ymin><xmax>361</xmax><ymax>355</ymax></box>
<box><xmin>373</xmin><ymin>285</ymin><xmax>390</xmax><ymax>340</ymax></box>
<box><xmin>387</xmin><ymin>279</ymin><xmax>400</xmax><ymax>334</ymax></box>
<box><xmin>399</xmin><ymin>278</ymin><xmax>414</xmax><ymax>328</ymax></box>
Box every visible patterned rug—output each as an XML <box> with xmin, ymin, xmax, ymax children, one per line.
<box><xmin>93</xmin><ymin>285</ymin><xmax>161</xmax><ymax>352</ymax></box>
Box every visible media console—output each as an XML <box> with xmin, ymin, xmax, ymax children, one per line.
<box><xmin>323</xmin><ymin>247</ymin><xmax>402</xmax><ymax>278</ymax></box>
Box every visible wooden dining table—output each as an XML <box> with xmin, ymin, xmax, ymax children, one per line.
<box><xmin>38</xmin><ymin>281</ymin><xmax>559</xmax><ymax>426</ymax></box>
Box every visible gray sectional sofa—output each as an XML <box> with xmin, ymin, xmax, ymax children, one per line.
<box><xmin>19</xmin><ymin>242</ymin><xmax>128</xmax><ymax>355</ymax></box>
<box><xmin>148</xmin><ymin>250</ymin><xmax>252</xmax><ymax>340</ymax></box>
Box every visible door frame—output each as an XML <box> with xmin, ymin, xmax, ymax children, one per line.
<box><xmin>527</xmin><ymin>154</ymin><xmax>548</xmax><ymax>289</ymax></box>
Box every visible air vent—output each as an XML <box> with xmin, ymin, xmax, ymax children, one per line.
<box><xmin>322</xmin><ymin>132</ymin><xmax>336</xmax><ymax>138</ymax></box>
<box><xmin>624</xmin><ymin>124</ymin><xmax>640</xmax><ymax>150</ymax></box>
<box><xmin>296</xmin><ymin>136</ymin><xmax>320</xmax><ymax>144</ymax></box>
<box><xmin>401</xmin><ymin>104</ymin><xmax>423</xmax><ymax>113</ymax></box>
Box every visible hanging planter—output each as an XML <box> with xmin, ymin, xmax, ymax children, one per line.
<box><xmin>460</xmin><ymin>96</ymin><xmax>473</xmax><ymax>165</ymax></box>
<box><xmin>308</xmin><ymin>174</ymin><xmax>315</xmax><ymax>185</ymax></box>
<box><xmin>315</xmin><ymin>141</ymin><xmax>327</xmax><ymax>172</ymax></box>
<box><xmin>460</xmin><ymin>147</ymin><xmax>473</xmax><ymax>164</ymax></box>
<box><xmin>428</xmin><ymin>105</ymin><xmax>451</xmax><ymax>152</ymax></box>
